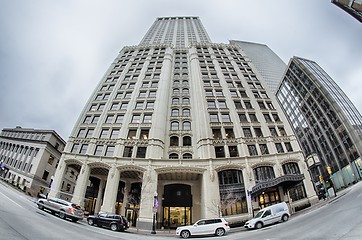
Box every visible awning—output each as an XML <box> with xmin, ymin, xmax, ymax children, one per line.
<box><xmin>250</xmin><ymin>174</ymin><xmax>305</xmax><ymax>196</ymax></box>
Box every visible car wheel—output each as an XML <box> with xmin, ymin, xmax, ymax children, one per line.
<box><xmin>215</xmin><ymin>228</ymin><xmax>225</xmax><ymax>236</ymax></box>
<box><xmin>88</xmin><ymin>219</ymin><xmax>94</xmax><ymax>226</ymax></box>
<box><xmin>282</xmin><ymin>214</ymin><xmax>289</xmax><ymax>222</ymax></box>
<box><xmin>110</xmin><ymin>224</ymin><xmax>118</xmax><ymax>231</ymax></box>
<box><xmin>255</xmin><ymin>222</ymin><xmax>263</xmax><ymax>229</ymax></box>
<box><xmin>180</xmin><ymin>230</ymin><xmax>190</xmax><ymax>239</ymax></box>
<box><xmin>37</xmin><ymin>204</ymin><xmax>44</xmax><ymax>210</ymax></box>
<box><xmin>59</xmin><ymin>211</ymin><xmax>66</xmax><ymax>220</ymax></box>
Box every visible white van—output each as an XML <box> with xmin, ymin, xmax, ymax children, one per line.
<box><xmin>244</xmin><ymin>202</ymin><xmax>290</xmax><ymax>229</ymax></box>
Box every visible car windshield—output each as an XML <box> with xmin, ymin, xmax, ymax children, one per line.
<box><xmin>71</xmin><ymin>203</ymin><xmax>82</xmax><ymax>210</ymax></box>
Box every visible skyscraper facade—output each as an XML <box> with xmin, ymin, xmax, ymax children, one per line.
<box><xmin>332</xmin><ymin>0</ymin><xmax>362</xmax><ymax>23</ymax></box>
<box><xmin>277</xmin><ymin>56</ymin><xmax>362</xmax><ymax>191</ymax></box>
<box><xmin>230</xmin><ymin>40</ymin><xmax>287</xmax><ymax>94</ymax></box>
<box><xmin>50</xmin><ymin>17</ymin><xmax>316</xmax><ymax>230</ymax></box>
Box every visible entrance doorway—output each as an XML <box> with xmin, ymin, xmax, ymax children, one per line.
<box><xmin>162</xmin><ymin>184</ymin><xmax>192</xmax><ymax>229</ymax></box>
<box><xmin>163</xmin><ymin>207</ymin><xmax>191</xmax><ymax>228</ymax></box>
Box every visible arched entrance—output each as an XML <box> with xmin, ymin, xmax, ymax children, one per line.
<box><xmin>162</xmin><ymin>184</ymin><xmax>192</xmax><ymax>229</ymax></box>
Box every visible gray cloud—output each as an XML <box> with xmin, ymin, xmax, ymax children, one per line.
<box><xmin>0</xmin><ymin>0</ymin><xmax>361</xmax><ymax>140</ymax></box>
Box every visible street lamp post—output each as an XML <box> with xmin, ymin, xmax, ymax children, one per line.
<box><xmin>151</xmin><ymin>192</ymin><xmax>158</xmax><ymax>234</ymax></box>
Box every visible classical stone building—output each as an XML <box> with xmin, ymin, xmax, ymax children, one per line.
<box><xmin>49</xmin><ymin>16</ymin><xmax>317</xmax><ymax>230</ymax></box>
<box><xmin>0</xmin><ymin>127</ymin><xmax>65</xmax><ymax>197</ymax></box>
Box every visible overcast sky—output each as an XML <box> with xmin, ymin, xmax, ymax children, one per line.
<box><xmin>0</xmin><ymin>0</ymin><xmax>361</xmax><ymax>140</ymax></box>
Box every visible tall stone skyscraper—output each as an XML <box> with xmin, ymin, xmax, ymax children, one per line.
<box><xmin>50</xmin><ymin>17</ymin><xmax>316</xmax><ymax>230</ymax></box>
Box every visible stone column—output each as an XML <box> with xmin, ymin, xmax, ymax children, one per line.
<box><xmin>72</xmin><ymin>163</ymin><xmax>90</xmax><ymax>207</ymax></box>
<box><xmin>200</xmin><ymin>166</ymin><xmax>220</xmax><ymax>218</ymax></box>
<box><xmin>48</xmin><ymin>156</ymin><xmax>67</xmax><ymax>199</ymax></box>
<box><xmin>100</xmin><ymin>165</ymin><xmax>120</xmax><ymax>213</ymax></box>
<box><xmin>242</xmin><ymin>165</ymin><xmax>254</xmax><ymax>218</ymax></box>
<box><xmin>137</xmin><ymin>167</ymin><xmax>158</xmax><ymax>230</ymax></box>
<box><xmin>94</xmin><ymin>178</ymin><xmax>106</xmax><ymax>214</ymax></box>
<box><xmin>121</xmin><ymin>181</ymin><xmax>131</xmax><ymax>215</ymax></box>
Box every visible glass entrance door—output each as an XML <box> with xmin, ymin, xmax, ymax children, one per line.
<box><xmin>163</xmin><ymin>207</ymin><xmax>191</xmax><ymax>229</ymax></box>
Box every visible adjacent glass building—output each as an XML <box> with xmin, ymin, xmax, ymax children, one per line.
<box><xmin>49</xmin><ymin>17</ymin><xmax>316</xmax><ymax>230</ymax></box>
<box><xmin>277</xmin><ymin>56</ymin><xmax>362</xmax><ymax>190</ymax></box>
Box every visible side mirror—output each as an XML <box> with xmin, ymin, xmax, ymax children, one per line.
<box><xmin>193</xmin><ymin>224</ymin><xmax>198</xmax><ymax>227</ymax></box>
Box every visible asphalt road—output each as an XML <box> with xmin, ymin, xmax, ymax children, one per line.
<box><xmin>1</xmin><ymin>180</ymin><xmax>362</xmax><ymax>240</ymax></box>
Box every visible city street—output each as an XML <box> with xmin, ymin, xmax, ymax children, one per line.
<box><xmin>1</xmin><ymin>180</ymin><xmax>362</xmax><ymax>240</ymax></box>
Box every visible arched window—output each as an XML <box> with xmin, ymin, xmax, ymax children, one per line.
<box><xmin>182</xmin><ymin>109</ymin><xmax>190</xmax><ymax>117</ymax></box>
<box><xmin>282</xmin><ymin>162</ymin><xmax>301</xmax><ymax>175</ymax></box>
<box><xmin>183</xmin><ymin>153</ymin><xmax>192</xmax><ymax>159</ymax></box>
<box><xmin>173</xmin><ymin>88</ymin><xmax>180</xmax><ymax>94</ymax></box>
<box><xmin>182</xmin><ymin>88</ymin><xmax>189</xmax><ymax>94</ymax></box>
<box><xmin>170</xmin><ymin>136</ymin><xmax>179</xmax><ymax>146</ymax></box>
<box><xmin>171</xmin><ymin>122</ymin><xmax>179</xmax><ymax>130</ymax></box>
<box><xmin>183</xmin><ymin>121</ymin><xmax>191</xmax><ymax>130</ymax></box>
<box><xmin>182</xmin><ymin>98</ymin><xmax>190</xmax><ymax>105</ymax></box>
<box><xmin>171</xmin><ymin>109</ymin><xmax>179</xmax><ymax>117</ymax></box>
<box><xmin>183</xmin><ymin>136</ymin><xmax>192</xmax><ymax>146</ymax></box>
<box><xmin>172</xmin><ymin>98</ymin><xmax>179</xmax><ymax>105</ymax></box>
<box><xmin>169</xmin><ymin>153</ymin><xmax>179</xmax><ymax>159</ymax></box>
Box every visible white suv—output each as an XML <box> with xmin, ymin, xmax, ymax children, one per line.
<box><xmin>176</xmin><ymin>218</ymin><xmax>230</xmax><ymax>239</ymax></box>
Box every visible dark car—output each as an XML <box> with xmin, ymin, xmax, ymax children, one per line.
<box><xmin>36</xmin><ymin>198</ymin><xmax>84</xmax><ymax>222</ymax></box>
<box><xmin>87</xmin><ymin>212</ymin><xmax>129</xmax><ymax>232</ymax></box>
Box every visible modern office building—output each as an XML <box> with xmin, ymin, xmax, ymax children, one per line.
<box><xmin>0</xmin><ymin>126</ymin><xmax>66</xmax><ymax>197</ymax></box>
<box><xmin>332</xmin><ymin>0</ymin><xmax>362</xmax><ymax>23</ymax></box>
<box><xmin>229</xmin><ymin>40</ymin><xmax>287</xmax><ymax>94</ymax></box>
<box><xmin>49</xmin><ymin>16</ymin><xmax>317</xmax><ymax>230</ymax></box>
<box><xmin>277</xmin><ymin>56</ymin><xmax>362</xmax><ymax>191</ymax></box>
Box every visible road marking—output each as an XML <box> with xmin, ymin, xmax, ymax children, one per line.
<box><xmin>0</xmin><ymin>191</ymin><xmax>24</xmax><ymax>209</ymax></box>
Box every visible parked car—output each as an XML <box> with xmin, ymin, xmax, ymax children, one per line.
<box><xmin>244</xmin><ymin>202</ymin><xmax>290</xmax><ymax>229</ymax></box>
<box><xmin>87</xmin><ymin>212</ymin><xmax>129</xmax><ymax>232</ymax></box>
<box><xmin>36</xmin><ymin>197</ymin><xmax>84</xmax><ymax>222</ymax></box>
<box><xmin>176</xmin><ymin>218</ymin><xmax>230</xmax><ymax>239</ymax></box>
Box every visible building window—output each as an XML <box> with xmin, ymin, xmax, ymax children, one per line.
<box><xmin>86</xmin><ymin>129</ymin><xmax>94</xmax><ymax>138</ymax></box>
<box><xmin>80</xmin><ymin>144</ymin><xmax>88</xmax><ymax>154</ymax></box>
<box><xmin>140</xmin><ymin>129</ymin><xmax>149</xmax><ymax>140</ymax></box>
<box><xmin>269</xmin><ymin>127</ymin><xmax>278</xmax><ymax>137</ymax></box>
<box><xmin>239</xmin><ymin>114</ymin><xmax>248</xmax><ymax>122</ymax></box>
<box><xmin>221</xmin><ymin>114</ymin><xmax>231</xmax><ymax>122</ymax></box>
<box><xmin>285</xmin><ymin>142</ymin><xmax>293</xmax><ymax>152</ymax></box>
<box><xmin>127</xmin><ymin>130</ymin><xmax>137</xmax><ymax>140</ymax></box>
<box><xmin>48</xmin><ymin>156</ymin><xmax>54</xmax><ymax>165</ymax></box>
<box><xmin>215</xmin><ymin>146</ymin><xmax>225</xmax><ymax>158</ymax></box>
<box><xmin>210</xmin><ymin>114</ymin><xmax>219</xmax><ymax>123</ymax></box>
<box><xmin>171</xmin><ymin>122</ymin><xmax>179</xmax><ymax>130</ymax></box>
<box><xmin>183</xmin><ymin>121</ymin><xmax>191</xmax><ymax>130</ymax></box>
<box><xmin>94</xmin><ymin>145</ymin><xmax>104</xmax><ymax>156</ymax></box>
<box><xmin>131</xmin><ymin>115</ymin><xmax>141</xmax><ymax>123</ymax></box>
<box><xmin>42</xmin><ymin>170</ymin><xmax>49</xmax><ymax>181</ymax></box>
<box><xmin>182</xmin><ymin>153</ymin><xmax>192</xmax><ymax>159</ymax></box>
<box><xmin>259</xmin><ymin>144</ymin><xmax>269</xmax><ymax>155</ymax></box>
<box><xmin>100</xmin><ymin>129</ymin><xmax>109</xmax><ymax>139</ymax></box>
<box><xmin>143</xmin><ymin>115</ymin><xmax>152</xmax><ymax>123</ymax></box>
<box><xmin>254</xmin><ymin>128</ymin><xmax>263</xmax><ymax>137</ymax></box>
<box><xmin>77</xmin><ymin>129</ymin><xmax>86</xmax><ymax>138</ymax></box>
<box><xmin>136</xmin><ymin>147</ymin><xmax>147</xmax><ymax>158</ymax></box>
<box><xmin>182</xmin><ymin>109</ymin><xmax>190</xmax><ymax>116</ymax></box>
<box><xmin>254</xmin><ymin>166</ymin><xmax>275</xmax><ymax>182</ymax></box>
<box><xmin>170</xmin><ymin>136</ymin><xmax>179</xmax><ymax>146</ymax></box>
<box><xmin>243</xmin><ymin>128</ymin><xmax>252</xmax><ymax>138</ymax></box>
<box><xmin>225</xmin><ymin>129</ymin><xmax>235</xmax><ymax>139</ymax></box>
<box><xmin>283</xmin><ymin>162</ymin><xmax>301</xmax><ymax>175</ymax></box>
<box><xmin>247</xmin><ymin>145</ymin><xmax>258</xmax><ymax>156</ymax></box>
<box><xmin>212</xmin><ymin>128</ymin><xmax>222</xmax><ymax>139</ymax></box>
<box><xmin>146</xmin><ymin>102</ymin><xmax>154</xmax><ymax>109</ymax></box>
<box><xmin>169</xmin><ymin>153</ymin><xmax>178</xmax><ymax>159</ymax></box>
<box><xmin>123</xmin><ymin>146</ymin><xmax>133</xmax><ymax>157</ymax></box>
<box><xmin>115</xmin><ymin>115</ymin><xmax>124</xmax><ymax>124</ymax></box>
<box><xmin>171</xmin><ymin>109</ymin><xmax>179</xmax><ymax>117</ymax></box>
<box><xmin>275</xmin><ymin>143</ymin><xmax>284</xmax><ymax>153</ymax></box>
<box><xmin>183</xmin><ymin>136</ymin><xmax>192</xmax><ymax>146</ymax></box>
<box><xmin>228</xmin><ymin>146</ymin><xmax>238</xmax><ymax>157</ymax></box>
<box><xmin>105</xmin><ymin>115</ymin><xmax>114</xmax><ymax>123</ymax></box>
<box><xmin>71</xmin><ymin>144</ymin><xmax>79</xmax><ymax>153</ymax></box>
<box><xmin>110</xmin><ymin>129</ymin><xmax>119</xmax><ymax>139</ymax></box>
<box><xmin>105</xmin><ymin>146</ymin><xmax>115</xmax><ymax>157</ymax></box>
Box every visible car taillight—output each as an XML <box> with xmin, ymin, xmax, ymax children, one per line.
<box><xmin>69</xmin><ymin>208</ymin><xmax>74</xmax><ymax>214</ymax></box>
<box><xmin>225</xmin><ymin>222</ymin><xmax>229</xmax><ymax>226</ymax></box>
